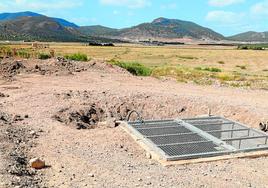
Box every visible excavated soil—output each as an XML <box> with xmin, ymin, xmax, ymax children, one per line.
<box><xmin>0</xmin><ymin>58</ymin><xmax>268</xmax><ymax>187</ymax></box>
<box><xmin>0</xmin><ymin>58</ymin><xmax>129</xmax><ymax>80</ymax></box>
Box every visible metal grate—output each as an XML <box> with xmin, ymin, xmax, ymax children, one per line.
<box><xmin>159</xmin><ymin>141</ymin><xmax>225</xmax><ymax>156</ymax></box>
<box><xmin>126</xmin><ymin>116</ymin><xmax>268</xmax><ymax>161</ymax></box>
<box><xmin>149</xmin><ymin>133</ymin><xmax>207</xmax><ymax>145</ymax></box>
<box><xmin>137</xmin><ymin>126</ymin><xmax>192</xmax><ymax>137</ymax></box>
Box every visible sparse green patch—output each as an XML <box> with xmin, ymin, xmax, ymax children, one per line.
<box><xmin>238</xmin><ymin>45</ymin><xmax>266</xmax><ymax>50</ymax></box>
<box><xmin>236</xmin><ymin>65</ymin><xmax>247</xmax><ymax>70</ymax></box>
<box><xmin>109</xmin><ymin>60</ymin><xmax>152</xmax><ymax>76</ymax></box>
<box><xmin>16</xmin><ymin>49</ymin><xmax>31</xmax><ymax>59</ymax></box>
<box><xmin>152</xmin><ymin>66</ymin><xmax>209</xmax><ymax>83</ymax></box>
<box><xmin>177</xmin><ymin>55</ymin><xmax>198</xmax><ymax>60</ymax></box>
<box><xmin>194</xmin><ymin>67</ymin><xmax>222</xmax><ymax>72</ymax></box>
<box><xmin>217</xmin><ymin>61</ymin><xmax>225</xmax><ymax>64</ymax></box>
<box><xmin>38</xmin><ymin>53</ymin><xmax>51</xmax><ymax>60</ymax></box>
<box><xmin>64</xmin><ymin>53</ymin><xmax>89</xmax><ymax>61</ymax></box>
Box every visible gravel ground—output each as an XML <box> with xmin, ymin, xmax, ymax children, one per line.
<box><xmin>0</xmin><ymin>58</ymin><xmax>268</xmax><ymax>187</ymax></box>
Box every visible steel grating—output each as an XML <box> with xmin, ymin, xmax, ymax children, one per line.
<box><xmin>136</xmin><ymin>125</ymin><xmax>192</xmax><ymax>137</ymax></box>
<box><xmin>159</xmin><ymin>141</ymin><xmax>225</xmax><ymax>156</ymax></box>
<box><xmin>126</xmin><ymin>116</ymin><xmax>268</xmax><ymax>161</ymax></box>
<box><xmin>149</xmin><ymin>133</ymin><xmax>206</xmax><ymax>145</ymax></box>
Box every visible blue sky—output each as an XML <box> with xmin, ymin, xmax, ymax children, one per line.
<box><xmin>0</xmin><ymin>0</ymin><xmax>268</xmax><ymax>36</ymax></box>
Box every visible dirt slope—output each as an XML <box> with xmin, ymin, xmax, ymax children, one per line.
<box><xmin>0</xmin><ymin>58</ymin><xmax>268</xmax><ymax>187</ymax></box>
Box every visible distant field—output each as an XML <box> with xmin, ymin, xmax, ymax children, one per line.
<box><xmin>1</xmin><ymin>43</ymin><xmax>268</xmax><ymax>89</ymax></box>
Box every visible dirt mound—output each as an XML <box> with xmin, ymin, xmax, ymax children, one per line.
<box><xmin>53</xmin><ymin>104</ymin><xmax>106</xmax><ymax>129</ymax></box>
<box><xmin>0</xmin><ymin>60</ymin><xmax>26</xmax><ymax>78</ymax></box>
<box><xmin>0</xmin><ymin>58</ymin><xmax>130</xmax><ymax>80</ymax></box>
<box><xmin>30</xmin><ymin>58</ymin><xmax>94</xmax><ymax>76</ymax></box>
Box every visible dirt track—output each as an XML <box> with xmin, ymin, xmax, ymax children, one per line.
<box><xmin>0</xmin><ymin>58</ymin><xmax>268</xmax><ymax>188</ymax></box>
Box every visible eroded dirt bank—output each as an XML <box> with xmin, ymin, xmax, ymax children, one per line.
<box><xmin>0</xmin><ymin>58</ymin><xmax>268</xmax><ymax>187</ymax></box>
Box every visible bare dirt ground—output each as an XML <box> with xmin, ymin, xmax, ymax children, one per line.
<box><xmin>0</xmin><ymin>58</ymin><xmax>268</xmax><ymax>188</ymax></box>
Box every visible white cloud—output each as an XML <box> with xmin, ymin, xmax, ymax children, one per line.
<box><xmin>113</xmin><ymin>10</ymin><xmax>119</xmax><ymax>15</ymax></box>
<box><xmin>206</xmin><ymin>11</ymin><xmax>245</xmax><ymax>24</ymax></box>
<box><xmin>161</xmin><ymin>3</ymin><xmax>177</xmax><ymax>10</ymax></box>
<box><xmin>251</xmin><ymin>1</ymin><xmax>268</xmax><ymax>16</ymax></box>
<box><xmin>100</xmin><ymin>0</ymin><xmax>151</xmax><ymax>9</ymax></box>
<box><xmin>0</xmin><ymin>0</ymin><xmax>83</xmax><ymax>12</ymax></box>
<box><xmin>208</xmin><ymin>0</ymin><xmax>244</xmax><ymax>7</ymax></box>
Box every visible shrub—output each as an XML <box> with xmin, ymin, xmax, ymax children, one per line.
<box><xmin>110</xmin><ymin>60</ymin><xmax>152</xmax><ymax>76</ymax></box>
<box><xmin>177</xmin><ymin>55</ymin><xmax>197</xmax><ymax>60</ymax></box>
<box><xmin>38</xmin><ymin>53</ymin><xmax>51</xmax><ymax>60</ymax></box>
<box><xmin>17</xmin><ymin>49</ymin><xmax>31</xmax><ymax>59</ymax></box>
<box><xmin>218</xmin><ymin>61</ymin><xmax>225</xmax><ymax>64</ymax></box>
<box><xmin>238</xmin><ymin>45</ymin><xmax>265</xmax><ymax>50</ymax></box>
<box><xmin>194</xmin><ymin>67</ymin><xmax>202</xmax><ymax>71</ymax></box>
<box><xmin>64</xmin><ymin>53</ymin><xmax>88</xmax><ymax>61</ymax></box>
<box><xmin>236</xmin><ymin>65</ymin><xmax>247</xmax><ymax>70</ymax></box>
<box><xmin>205</xmin><ymin>67</ymin><xmax>222</xmax><ymax>72</ymax></box>
<box><xmin>195</xmin><ymin>67</ymin><xmax>222</xmax><ymax>72</ymax></box>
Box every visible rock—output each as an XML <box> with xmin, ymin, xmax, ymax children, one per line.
<box><xmin>88</xmin><ymin>173</ymin><xmax>94</xmax><ymax>177</ymax></box>
<box><xmin>146</xmin><ymin>153</ymin><xmax>152</xmax><ymax>159</ymax></box>
<box><xmin>106</xmin><ymin>118</ymin><xmax>118</xmax><ymax>128</ymax></box>
<box><xmin>29</xmin><ymin>158</ymin><xmax>45</xmax><ymax>169</ymax></box>
<box><xmin>98</xmin><ymin>118</ymin><xmax>120</xmax><ymax>128</ymax></box>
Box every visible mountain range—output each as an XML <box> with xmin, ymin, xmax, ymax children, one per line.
<box><xmin>78</xmin><ymin>18</ymin><xmax>225</xmax><ymax>41</ymax></box>
<box><xmin>0</xmin><ymin>11</ymin><xmax>267</xmax><ymax>43</ymax></box>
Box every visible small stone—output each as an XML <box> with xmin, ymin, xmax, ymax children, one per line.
<box><xmin>99</xmin><ymin>118</ymin><xmax>119</xmax><ymax>128</ymax></box>
<box><xmin>30</xmin><ymin>131</ymin><xmax>36</xmax><ymax>135</ymax></box>
<box><xmin>88</xmin><ymin>173</ymin><xmax>94</xmax><ymax>177</ymax></box>
<box><xmin>146</xmin><ymin>153</ymin><xmax>152</xmax><ymax>159</ymax></box>
<box><xmin>29</xmin><ymin>158</ymin><xmax>45</xmax><ymax>169</ymax></box>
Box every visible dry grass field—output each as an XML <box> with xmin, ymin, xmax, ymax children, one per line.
<box><xmin>1</xmin><ymin>43</ymin><xmax>268</xmax><ymax>89</ymax></box>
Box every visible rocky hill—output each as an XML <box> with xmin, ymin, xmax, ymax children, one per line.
<box><xmin>80</xmin><ymin>17</ymin><xmax>225</xmax><ymax>41</ymax></box>
<box><xmin>0</xmin><ymin>11</ymin><xmax>78</xmax><ymax>28</ymax></box>
<box><xmin>228</xmin><ymin>31</ymin><xmax>268</xmax><ymax>42</ymax></box>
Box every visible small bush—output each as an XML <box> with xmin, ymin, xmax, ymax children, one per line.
<box><xmin>110</xmin><ymin>60</ymin><xmax>152</xmax><ymax>76</ymax></box>
<box><xmin>236</xmin><ymin>65</ymin><xmax>247</xmax><ymax>70</ymax></box>
<box><xmin>238</xmin><ymin>45</ymin><xmax>265</xmax><ymax>50</ymax></box>
<box><xmin>64</xmin><ymin>53</ymin><xmax>88</xmax><ymax>61</ymax></box>
<box><xmin>205</xmin><ymin>67</ymin><xmax>222</xmax><ymax>72</ymax></box>
<box><xmin>218</xmin><ymin>61</ymin><xmax>225</xmax><ymax>64</ymax></box>
<box><xmin>17</xmin><ymin>49</ymin><xmax>31</xmax><ymax>59</ymax></box>
<box><xmin>195</xmin><ymin>67</ymin><xmax>222</xmax><ymax>72</ymax></box>
<box><xmin>177</xmin><ymin>55</ymin><xmax>197</xmax><ymax>60</ymax></box>
<box><xmin>38</xmin><ymin>53</ymin><xmax>51</xmax><ymax>60</ymax></box>
<box><xmin>194</xmin><ymin>67</ymin><xmax>202</xmax><ymax>71</ymax></box>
